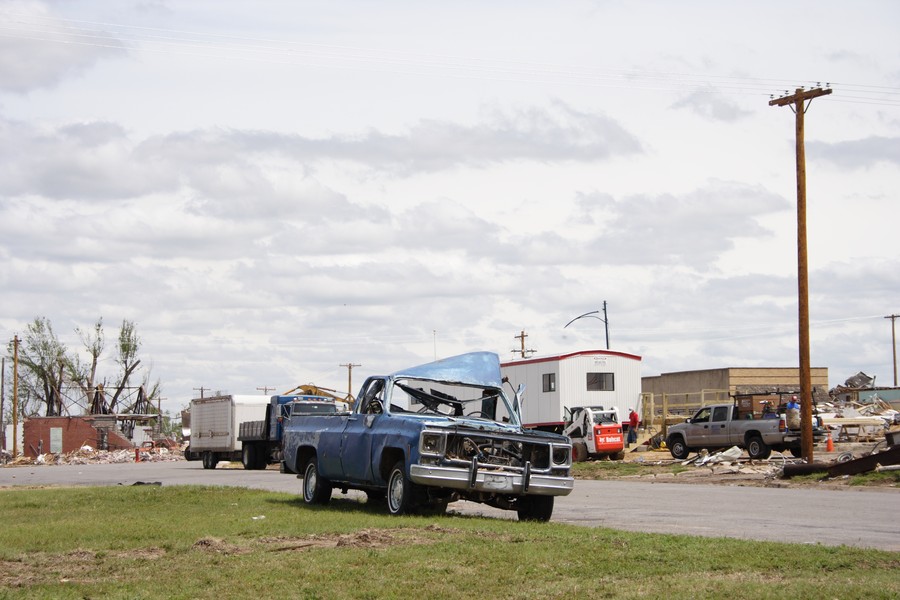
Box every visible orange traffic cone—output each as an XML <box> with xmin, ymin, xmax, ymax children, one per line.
<box><xmin>826</xmin><ymin>431</ymin><xmax>834</xmax><ymax>452</ymax></box>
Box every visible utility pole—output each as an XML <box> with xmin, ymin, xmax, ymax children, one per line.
<box><xmin>1</xmin><ymin>357</ymin><xmax>5</xmax><ymax>454</ymax></box>
<box><xmin>256</xmin><ymin>386</ymin><xmax>275</xmax><ymax>394</ymax></box>
<box><xmin>192</xmin><ymin>386</ymin><xmax>208</xmax><ymax>399</ymax></box>
<box><xmin>886</xmin><ymin>314</ymin><xmax>899</xmax><ymax>387</ymax></box>
<box><xmin>13</xmin><ymin>335</ymin><xmax>19</xmax><ymax>458</ymax></box>
<box><xmin>511</xmin><ymin>330</ymin><xmax>535</xmax><ymax>359</ymax></box>
<box><xmin>340</xmin><ymin>363</ymin><xmax>361</xmax><ymax>398</ymax></box>
<box><xmin>769</xmin><ymin>86</ymin><xmax>832</xmax><ymax>462</ymax></box>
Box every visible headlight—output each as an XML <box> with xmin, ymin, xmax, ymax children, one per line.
<box><xmin>420</xmin><ymin>431</ymin><xmax>446</xmax><ymax>455</ymax></box>
<box><xmin>552</xmin><ymin>444</ymin><xmax>571</xmax><ymax>466</ymax></box>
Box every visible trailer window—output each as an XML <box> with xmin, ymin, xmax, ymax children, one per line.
<box><xmin>542</xmin><ymin>373</ymin><xmax>556</xmax><ymax>392</ymax></box>
<box><xmin>586</xmin><ymin>372</ymin><xmax>614</xmax><ymax>391</ymax></box>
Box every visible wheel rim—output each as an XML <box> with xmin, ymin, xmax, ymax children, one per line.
<box><xmin>388</xmin><ymin>470</ymin><xmax>403</xmax><ymax>512</ymax></box>
<box><xmin>304</xmin><ymin>463</ymin><xmax>317</xmax><ymax>500</ymax></box>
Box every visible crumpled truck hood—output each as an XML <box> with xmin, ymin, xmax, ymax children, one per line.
<box><xmin>390</xmin><ymin>351</ymin><xmax>503</xmax><ymax>388</ymax></box>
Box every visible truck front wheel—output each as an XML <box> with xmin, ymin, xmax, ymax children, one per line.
<box><xmin>387</xmin><ymin>461</ymin><xmax>418</xmax><ymax>515</ymax></box>
<box><xmin>747</xmin><ymin>436</ymin><xmax>772</xmax><ymax>460</ymax></box>
<box><xmin>517</xmin><ymin>495</ymin><xmax>554</xmax><ymax>522</ymax></box>
<box><xmin>668</xmin><ymin>436</ymin><xmax>690</xmax><ymax>460</ymax></box>
<box><xmin>302</xmin><ymin>457</ymin><xmax>332</xmax><ymax>505</ymax></box>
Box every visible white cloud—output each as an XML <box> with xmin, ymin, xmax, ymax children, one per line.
<box><xmin>0</xmin><ymin>1</ymin><xmax>125</xmax><ymax>92</ymax></box>
<box><xmin>1</xmin><ymin>1</ymin><xmax>898</xmax><ymax>416</ymax></box>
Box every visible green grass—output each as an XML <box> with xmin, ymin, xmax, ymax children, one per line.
<box><xmin>847</xmin><ymin>470</ymin><xmax>900</xmax><ymax>486</ymax></box>
<box><xmin>0</xmin><ymin>486</ymin><xmax>897</xmax><ymax>599</ymax></box>
<box><xmin>572</xmin><ymin>459</ymin><xmax>688</xmax><ymax>479</ymax></box>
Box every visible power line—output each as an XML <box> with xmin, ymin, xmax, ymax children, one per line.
<box><xmin>2</xmin><ymin>13</ymin><xmax>898</xmax><ymax>105</ymax></box>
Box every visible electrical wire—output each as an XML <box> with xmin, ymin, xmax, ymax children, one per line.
<box><xmin>2</xmin><ymin>10</ymin><xmax>898</xmax><ymax>106</ymax></box>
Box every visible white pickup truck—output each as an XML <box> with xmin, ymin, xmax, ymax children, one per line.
<box><xmin>665</xmin><ymin>403</ymin><xmax>827</xmax><ymax>460</ymax></box>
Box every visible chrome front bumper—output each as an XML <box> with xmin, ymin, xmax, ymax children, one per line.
<box><xmin>410</xmin><ymin>463</ymin><xmax>574</xmax><ymax>496</ymax></box>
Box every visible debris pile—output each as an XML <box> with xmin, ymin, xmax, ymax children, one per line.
<box><xmin>2</xmin><ymin>444</ymin><xmax>185</xmax><ymax>466</ymax></box>
<box><xmin>818</xmin><ymin>398</ymin><xmax>899</xmax><ymax>442</ymax></box>
<box><xmin>678</xmin><ymin>445</ymin><xmax>791</xmax><ymax>478</ymax></box>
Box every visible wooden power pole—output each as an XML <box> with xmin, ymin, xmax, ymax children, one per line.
<box><xmin>769</xmin><ymin>86</ymin><xmax>832</xmax><ymax>462</ymax></box>
<box><xmin>13</xmin><ymin>335</ymin><xmax>19</xmax><ymax>458</ymax></box>
<box><xmin>340</xmin><ymin>363</ymin><xmax>361</xmax><ymax>398</ymax></box>
<box><xmin>511</xmin><ymin>330</ymin><xmax>535</xmax><ymax>359</ymax></box>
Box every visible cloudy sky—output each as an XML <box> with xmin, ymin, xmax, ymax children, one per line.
<box><xmin>1</xmin><ymin>1</ymin><xmax>898</xmax><ymax>416</ymax></box>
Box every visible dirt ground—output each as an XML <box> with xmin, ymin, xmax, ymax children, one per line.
<box><xmin>597</xmin><ymin>440</ymin><xmax>900</xmax><ymax>490</ymax></box>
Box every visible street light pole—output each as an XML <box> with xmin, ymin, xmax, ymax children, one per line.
<box><xmin>886</xmin><ymin>314</ymin><xmax>899</xmax><ymax>387</ymax></box>
<box><xmin>564</xmin><ymin>301</ymin><xmax>610</xmax><ymax>349</ymax></box>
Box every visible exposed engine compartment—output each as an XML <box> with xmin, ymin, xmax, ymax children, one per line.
<box><xmin>445</xmin><ymin>434</ymin><xmax>551</xmax><ymax>470</ymax></box>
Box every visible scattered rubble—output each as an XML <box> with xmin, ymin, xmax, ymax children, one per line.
<box><xmin>1</xmin><ymin>444</ymin><xmax>185</xmax><ymax>467</ymax></box>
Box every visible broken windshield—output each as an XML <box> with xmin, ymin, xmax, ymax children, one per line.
<box><xmin>387</xmin><ymin>378</ymin><xmax>518</xmax><ymax>425</ymax></box>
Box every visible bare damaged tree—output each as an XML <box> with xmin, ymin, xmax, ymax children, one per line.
<box><xmin>70</xmin><ymin>318</ymin><xmax>105</xmax><ymax>412</ymax></box>
<box><xmin>10</xmin><ymin>317</ymin><xmax>69</xmax><ymax>416</ymax></box>
<box><xmin>108</xmin><ymin>319</ymin><xmax>142</xmax><ymax>413</ymax></box>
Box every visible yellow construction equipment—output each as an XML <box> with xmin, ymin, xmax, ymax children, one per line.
<box><xmin>281</xmin><ymin>383</ymin><xmax>355</xmax><ymax>408</ymax></box>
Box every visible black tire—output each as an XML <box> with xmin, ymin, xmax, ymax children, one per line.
<box><xmin>387</xmin><ymin>461</ymin><xmax>418</xmax><ymax>515</ymax></box>
<box><xmin>242</xmin><ymin>444</ymin><xmax>257</xmax><ymax>470</ymax></box>
<box><xmin>365</xmin><ymin>490</ymin><xmax>387</xmax><ymax>504</ymax></box>
<box><xmin>201</xmin><ymin>452</ymin><xmax>218</xmax><ymax>470</ymax></box>
<box><xmin>517</xmin><ymin>495</ymin><xmax>554</xmax><ymax>522</ymax></box>
<box><xmin>418</xmin><ymin>498</ymin><xmax>449</xmax><ymax>516</ymax></box>
<box><xmin>668</xmin><ymin>436</ymin><xmax>690</xmax><ymax>460</ymax></box>
<box><xmin>789</xmin><ymin>447</ymin><xmax>803</xmax><ymax>458</ymax></box>
<box><xmin>747</xmin><ymin>435</ymin><xmax>772</xmax><ymax>460</ymax></box>
<box><xmin>612</xmin><ymin>451</ymin><xmax>626</xmax><ymax>461</ymax></box>
<box><xmin>302</xmin><ymin>457</ymin><xmax>332</xmax><ymax>505</ymax></box>
<box><xmin>572</xmin><ymin>441</ymin><xmax>588</xmax><ymax>463</ymax></box>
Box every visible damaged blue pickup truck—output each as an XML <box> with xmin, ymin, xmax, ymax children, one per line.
<box><xmin>282</xmin><ymin>352</ymin><xmax>574</xmax><ymax>521</ymax></box>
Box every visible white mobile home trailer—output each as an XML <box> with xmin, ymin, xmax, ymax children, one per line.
<box><xmin>501</xmin><ymin>350</ymin><xmax>642</xmax><ymax>432</ymax></box>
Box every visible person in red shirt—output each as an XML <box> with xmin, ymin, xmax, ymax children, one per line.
<box><xmin>627</xmin><ymin>409</ymin><xmax>640</xmax><ymax>444</ymax></box>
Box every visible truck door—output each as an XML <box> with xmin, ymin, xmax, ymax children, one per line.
<box><xmin>340</xmin><ymin>378</ymin><xmax>384</xmax><ymax>483</ymax></box>
<box><xmin>707</xmin><ymin>405</ymin><xmax>732</xmax><ymax>447</ymax></box>
<box><xmin>680</xmin><ymin>406</ymin><xmax>713</xmax><ymax>445</ymax></box>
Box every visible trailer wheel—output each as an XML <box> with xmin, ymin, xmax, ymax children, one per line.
<box><xmin>747</xmin><ymin>435</ymin><xmax>772</xmax><ymax>460</ymax></box>
<box><xmin>387</xmin><ymin>461</ymin><xmax>418</xmax><ymax>515</ymax></box>
<box><xmin>201</xmin><ymin>452</ymin><xmax>218</xmax><ymax>470</ymax></box>
<box><xmin>668</xmin><ymin>436</ymin><xmax>690</xmax><ymax>460</ymax></box>
<box><xmin>517</xmin><ymin>495</ymin><xmax>554</xmax><ymax>522</ymax></box>
<box><xmin>302</xmin><ymin>457</ymin><xmax>332</xmax><ymax>505</ymax></box>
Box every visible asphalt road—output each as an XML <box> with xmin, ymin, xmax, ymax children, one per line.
<box><xmin>1</xmin><ymin>460</ymin><xmax>897</xmax><ymax>551</ymax></box>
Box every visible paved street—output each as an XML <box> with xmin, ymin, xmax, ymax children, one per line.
<box><xmin>2</xmin><ymin>460</ymin><xmax>897</xmax><ymax>551</ymax></box>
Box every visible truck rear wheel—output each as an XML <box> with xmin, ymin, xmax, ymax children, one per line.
<box><xmin>668</xmin><ymin>436</ymin><xmax>690</xmax><ymax>460</ymax></box>
<box><xmin>747</xmin><ymin>436</ymin><xmax>772</xmax><ymax>460</ymax></box>
<box><xmin>302</xmin><ymin>457</ymin><xmax>332</xmax><ymax>505</ymax></box>
<box><xmin>242</xmin><ymin>444</ymin><xmax>266</xmax><ymax>470</ymax></box>
<box><xmin>387</xmin><ymin>461</ymin><xmax>418</xmax><ymax>515</ymax></box>
<box><xmin>517</xmin><ymin>495</ymin><xmax>554</xmax><ymax>522</ymax></box>
<box><xmin>201</xmin><ymin>452</ymin><xmax>218</xmax><ymax>470</ymax></box>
